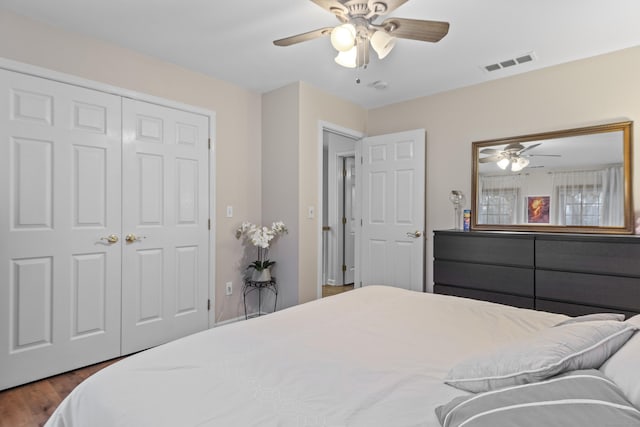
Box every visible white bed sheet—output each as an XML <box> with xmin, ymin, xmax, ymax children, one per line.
<box><xmin>45</xmin><ymin>285</ymin><xmax>567</xmax><ymax>427</ymax></box>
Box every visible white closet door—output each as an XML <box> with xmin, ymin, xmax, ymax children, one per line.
<box><xmin>121</xmin><ymin>99</ymin><xmax>209</xmax><ymax>354</ymax></box>
<box><xmin>0</xmin><ymin>70</ymin><xmax>122</xmax><ymax>389</ymax></box>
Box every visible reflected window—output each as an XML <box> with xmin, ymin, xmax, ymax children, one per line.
<box><xmin>478</xmin><ymin>188</ymin><xmax>519</xmax><ymax>224</ymax></box>
<box><xmin>551</xmin><ymin>166</ymin><xmax>623</xmax><ymax>227</ymax></box>
<box><xmin>557</xmin><ymin>186</ymin><xmax>603</xmax><ymax>226</ymax></box>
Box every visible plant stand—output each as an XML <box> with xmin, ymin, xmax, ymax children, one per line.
<box><xmin>242</xmin><ymin>278</ymin><xmax>277</xmax><ymax>319</ymax></box>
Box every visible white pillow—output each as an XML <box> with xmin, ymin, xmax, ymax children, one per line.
<box><xmin>445</xmin><ymin>320</ymin><xmax>637</xmax><ymax>393</ymax></box>
<box><xmin>600</xmin><ymin>314</ymin><xmax>640</xmax><ymax>409</ymax></box>
<box><xmin>554</xmin><ymin>312</ymin><xmax>625</xmax><ymax>326</ymax></box>
<box><xmin>437</xmin><ymin>370</ymin><xmax>640</xmax><ymax>427</ymax></box>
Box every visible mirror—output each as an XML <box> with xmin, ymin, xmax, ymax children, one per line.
<box><xmin>471</xmin><ymin>121</ymin><xmax>633</xmax><ymax>234</ymax></box>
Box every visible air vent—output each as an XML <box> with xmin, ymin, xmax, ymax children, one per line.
<box><xmin>368</xmin><ymin>80</ymin><xmax>388</xmax><ymax>90</ymax></box>
<box><xmin>516</xmin><ymin>54</ymin><xmax>533</xmax><ymax>64</ymax></box>
<box><xmin>500</xmin><ymin>59</ymin><xmax>517</xmax><ymax>68</ymax></box>
<box><xmin>483</xmin><ymin>52</ymin><xmax>536</xmax><ymax>73</ymax></box>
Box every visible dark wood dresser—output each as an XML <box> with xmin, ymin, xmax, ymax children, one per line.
<box><xmin>433</xmin><ymin>230</ymin><xmax>640</xmax><ymax>317</ymax></box>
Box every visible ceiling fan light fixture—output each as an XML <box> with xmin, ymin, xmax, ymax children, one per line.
<box><xmin>273</xmin><ymin>0</ymin><xmax>450</xmax><ymax>70</ymax></box>
<box><xmin>370</xmin><ymin>30</ymin><xmax>396</xmax><ymax>59</ymax></box>
<box><xmin>497</xmin><ymin>158</ymin><xmax>510</xmax><ymax>170</ymax></box>
<box><xmin>330</xmin><ymin>23</ymin><xmax>356</xmax><ymax>52</ymax></box>
<box><xmin>511</xmin><ymin>157</ymin><xmax>529</xmax><ymax>172</ymax></box>
<box><xmin>335</xmin><ymin>46</ymin><xmax>358</xmax><ymax>68</ymax></box>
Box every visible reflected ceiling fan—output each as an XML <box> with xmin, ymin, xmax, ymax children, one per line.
<box><xmin>479</xmin><ymin>143</ymin><xmax>561</xmax><ymax>172</ymax></box>
<box><xmin>273</xmin><ymin>0</ymin><xmax>449</xmax><ymax>69</ymax></box>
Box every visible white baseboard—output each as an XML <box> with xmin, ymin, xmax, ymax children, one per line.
<box><xmin>214</xmin><ymin>312</ymin><xmax>271</xmax><ymax>327</ymax></box>
<box><xmin>214</xmin><ymin>315</ymin><xmax>246</xmax><ymax>327</ymax></box>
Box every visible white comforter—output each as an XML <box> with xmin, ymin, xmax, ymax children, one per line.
<box><xmin>45</xmin><ymin>286</ymin><xmax>567</xmax><ymax>427</ymax></box>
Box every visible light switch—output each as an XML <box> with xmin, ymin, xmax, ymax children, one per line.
<box><xmin>308</xmin><ymin>206</ymin><xmax>315</xmax><ymax>219</ymax></box>
<box><xmin>226</xmin><ymin>206</ymin><xmax>233</xmax><ymax>218</ymax></box>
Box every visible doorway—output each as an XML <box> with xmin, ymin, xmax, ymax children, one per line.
<box><xmin>321</xmin><ymin>128</ymin><xmax>360</xmax><ymax>297</ymax></box>
<box><xmin>318</xmin><ymin>124</ymin><xmax>426</xmax><ymax>297</ymax></box>
<box><xmin>340</xmin><ymin>156</ymin><xmax>356</xmax><ymax>285</ymax></box>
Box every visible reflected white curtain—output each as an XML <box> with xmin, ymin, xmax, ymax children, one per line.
<box><xmin>602</xmin><ymin>165</ymin><xmax>625</xmax><ymax>225</ymax></box>
<box><xmin>550</xmin><ymin>165</ymin><xmax>623</xmax><ymax>226</ymax></box>
<box><xmin>478</xmin><ymin>174</ymin><xmax>526</xmax><ymax>224</ymax></box>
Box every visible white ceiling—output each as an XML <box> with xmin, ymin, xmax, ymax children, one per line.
<box><xmin>2</xmin><ymin>0</ymin><xmax>640</xmax><ymax>109</ymax></box>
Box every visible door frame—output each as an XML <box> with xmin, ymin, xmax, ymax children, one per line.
<box><xmin>340</xmin><ymin>155</ymin><xmax>357</xmax><ymax>285</ymax></box>
<box><xmin>0</xmin><ymin>58</ymin><xmax>218</xmax><ymax>327</ymax></box>
<box><xmin>317</xmin><ymin>121</ymin><xmax>364</xmax><ymax>299</ymax></box>
<box><xmin>327</xmin><ymin>136</ymin><xmax>355</xmax><ymax>286</ymax></box>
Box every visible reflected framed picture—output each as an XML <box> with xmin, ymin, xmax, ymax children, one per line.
<box><xmin>527</xmin><ymin>196</ymin><xmax>550</xmax><ymax>224</ymax></box>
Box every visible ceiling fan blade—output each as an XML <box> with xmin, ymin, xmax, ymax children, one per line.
<box><xmin>367</xmin><ymin>0</ymin><xmax>409</xmax><ymax>18</ymax></box>
<box><xmin>518</xmin><ymin>143</ymin><xmax>541</xmax><ymax>155</ymax></box>
<box><xmin>380</xmin><ymin>17</ymin><xmax>450</xmax><ymax>42</ymax></box>
<box><xmin>273</xmin><ymin>27</ymin><xmax>334</xmax><ymax>47</ymax></box>
<box><xmin>310</xmin><ymin>0</ymin><xmax>349</xmax><ymax>21</ymax></box>
<box><xmin>479</xmin><ymin>155</ymin><xmax>503</xmax><ymax>163</ymax></box>
<box><xmin>504</xmin><ymin>142</ymin><xmax>525</xmax><ymax>152</ymax></box>
<box><xmin>480</xmin><ymin>148</ymin><xmax>501</xmax><ymax>155</ymax></box>
<box><xmin>527</xmin><ymin>154</ymin><xmax>561</xmax><ymax>157</ymax></box>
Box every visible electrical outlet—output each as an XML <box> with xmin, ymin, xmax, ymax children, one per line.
<box><xmin>225</xmin><ymin>281</ymin><xmax>233</xmax><ymax>296</ymax></box>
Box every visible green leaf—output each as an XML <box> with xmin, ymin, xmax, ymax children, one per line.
<box><xmin>246</xmin><ymin>259</ymin><xmax>276</xmax><ymax>271</ymax></box>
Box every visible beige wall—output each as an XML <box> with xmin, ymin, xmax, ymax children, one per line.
<box><xmin>367</xmin><ymin>46</ymin><xmax>640</xmax><ymax>291</ymax></box>
<box><xmin>261</xmin><ymin>83</ymin><xmax>300</xmax><ymax>309</ymax></box>
<box><xmin>262</xmin><ymin>82</ymin><xmax>366</xmax><ymax>308</ymax></box>
<box><xmin>298</xmin><ymin>82</ymin><xmax>367</xmax><ymax>303</ymax></box>
<box><xmin>0</xmin><ymin>10</ymin><xmax>263</xmax><ymax>322</ymax></box>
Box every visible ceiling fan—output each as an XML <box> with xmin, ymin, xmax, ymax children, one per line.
<box><xmin>273</xmin><ymin>0</ymin><xmax>450</xmax><ymax>69</ymax></box>
<box><xmin>479</xmin><ymin>143</ymin><xmax>561</xmax><ymax>172</ymax></box>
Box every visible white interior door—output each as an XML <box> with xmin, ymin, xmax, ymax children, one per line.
<box><xmin>121</xmin><ymin>99</ymin><xmax>209</xmax><ymax>354</ymax></box>
<box><xmin>343</xmin><ymin>156</ymin><xmax>356</xmax><ymax>284</ymax></box>
<box><xmin>0</xmin><ymin>70</ymin><xmax>122</xmax><ymax>389</ymax></box>
<box><xmin>360</xmin><ymin>129</ymin><xmax>425</xmax><ymax>292</ymax></box>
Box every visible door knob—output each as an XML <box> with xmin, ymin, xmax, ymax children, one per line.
<box><xmin>406</xmin><ymin>231</ymin><xmax>423</xmax><ymax>238</ymax></box>
<box><xmin>100</xmin><ymin>234</ymin><xmax>119</xmax><ymax>244</ymax></box>
<box><xmin>125</xmin><ymin>233</ymin><xmax>146</xmax><ymax>243</ymax></box>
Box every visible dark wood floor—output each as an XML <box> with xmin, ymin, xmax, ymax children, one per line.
<box><xmin>322</xmin><ymin>284</ymin><xmax>354</xmax><ymax>297</ymax></box>
<box><xmin>0</xmin><ymin>358</ymin><xmax>122</xmax><ymax>427</ymax></box>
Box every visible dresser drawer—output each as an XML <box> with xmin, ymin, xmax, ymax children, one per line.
<box><xmin>536</xmin><ymin>239</ymin><xmax>640</xmax><ymax>277</ymax></box>
<box><xmin>536</xmin><ymin>269</ymin><xmax>640</xmax><ymax>312</ymax></box>
<box><xmin>434</xmin><ymin>233</ymin><xmax>533</xmax><ymax>267</ymax></box>
<box><xmin>536</xmin><ymin>299</ymin><xmax>636</xmax><ymax>319</ymax></box>
<box><xmin>435</xmin><ymin>260</ymin><xmax>533</xmax><ymax>297</ymax></box>
<box><xmin>434</xmin><ymin>284</ymin><xmax>534</xmax><ymax>309</ymax></box>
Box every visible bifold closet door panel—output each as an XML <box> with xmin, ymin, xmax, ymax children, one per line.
<box><xmin>121</xmin><ymin>98</ymin><xmax>209</xmax><ymax>355</ymax></box>
<box><xmin>0</xmin><ymin>69</ymin><xmax>122</xmax><ymax>390</ymax></box>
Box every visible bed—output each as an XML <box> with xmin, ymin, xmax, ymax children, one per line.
<box><xmin>45</xmin><ymin>285</ymin><xmax>640</xmax><ymax>427</ymax></box>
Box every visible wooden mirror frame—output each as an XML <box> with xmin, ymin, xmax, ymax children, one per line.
<box><xmin>471</xmin><ymin>121</ymin><xmax>633</xmax><ymax>234</ymax></box>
